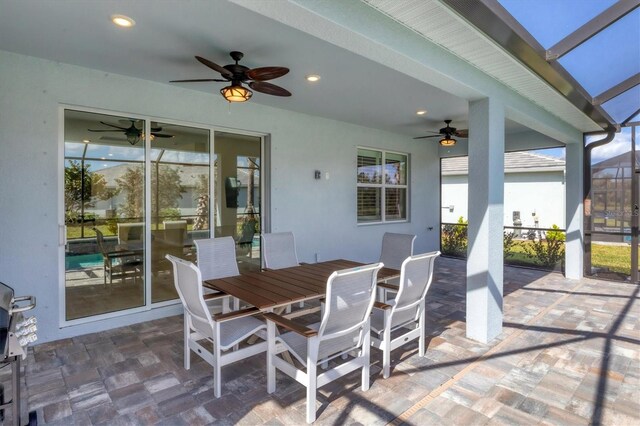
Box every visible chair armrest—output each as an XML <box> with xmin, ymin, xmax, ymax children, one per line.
<box><xmin>203</xmin><ymin>292</ymin><xmax>228</xmax><ymax>301</ymax></box>
<box><xmin>263</xmin><ymin>313</ymin><xmax>318</xmax><ymax>337</ymax></box>
<box><xmin>214</xmin><ymin>307</ymin><xmax>261</xmax><ymax>323</ymax></box>
<box><xmin>378</xmin><ymin>282</ymin><xmax>399</xmax><ymax>291</ymax></box>
<box><xmin>373</xmin><ymin>301</ymin><xmax>392</xmax><ymax>310</ymax></box>
<box><xmin>106</xmin><ymin>250</ymin><xmax>137</xmax><ymax>259</ymax></box>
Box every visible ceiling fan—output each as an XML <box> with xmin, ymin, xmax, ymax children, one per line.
<box><xmin>170</xmin><ymin>51</ymin><xmax>291</xmax><ymax>102</ymax></box>
<box><xmin>88</xmin><ymin>120</ymin><xmax>173</xmax><ymax>145</ymax></box>
<box><xmin>414</xmin><ymin>119</ymin><xmax>468</xmax><ymax>146</ymax></box>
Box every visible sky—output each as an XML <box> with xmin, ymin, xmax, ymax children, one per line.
<box><xmin>533</xmin><ymin>126</ymin><xmax>638</xmax><ymax>163</ymax></box>
<box><xmin>498</xmin><ymin>0</ymin><xmax>640</xmax><ymax>124</ymax></box>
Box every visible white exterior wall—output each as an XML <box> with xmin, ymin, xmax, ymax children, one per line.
<box><xmin>0</xmin><ymin>51</ymin><xmax>440</xmax><ymax>342</ymax></box>
<box><xmin>442</xmin><ymin>171</ymin><xmax>566</xmax><ymax>229</ymax></box>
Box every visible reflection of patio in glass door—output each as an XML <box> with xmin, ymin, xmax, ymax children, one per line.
<box><xmin>150</xmin><ymin>122</ymin><xmax>211</xmax><ymax>303</ymax></box>
<box><xmin>214</xmin><ymin>131</ymin><xmax>262</xmax><ymax>273</ymax></box>
<box><xmin>64</xmin><ymin>109</ymin><xmax>147</xmax><ymax>320</ymax></box>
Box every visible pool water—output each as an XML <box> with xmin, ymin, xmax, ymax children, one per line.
<box><xmin>66</xmin><ymin>253</ymin><xmax>103</xmax><ymax>270</ymax></box>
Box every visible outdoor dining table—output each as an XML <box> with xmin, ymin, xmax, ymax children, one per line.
<box><xmin>203</xmin><ymin>259</ymin><xmax>400</xmax><ymax>313</ymax></box>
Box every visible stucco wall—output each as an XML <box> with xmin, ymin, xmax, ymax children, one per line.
<box><xmin>442</xmin><ymin>171</ymin><xmax>566</xmax><ymax>229</ymax></box>
<box><xmin>0</xmin><ymin>51</ymin><xmax>440</xmax><ymax>342</ymax></box>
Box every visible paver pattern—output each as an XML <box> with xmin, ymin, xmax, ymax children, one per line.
<box><xmin>7</xmin><ymin>257</ymin><xmax>639</xmax><ymax>425</ymax></box>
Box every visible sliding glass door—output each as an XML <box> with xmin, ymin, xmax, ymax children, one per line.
<box><xmin>64</xmin><ymin>110</ymin><xmax>146</xmax><ymax>320</ymax></box>
<box><xmin>150</xmin><ymin>123</ymin><xmax>210</xmax><ymax>303</ymax></box>
<box><xmin>214</xmin><ymin>131</ymin><xmax>262</xmax><ymax>273</ymax></box>
<box><xmin>63</xmin><ymin>109</ymin><xmax>264</xmax><ymax>321</ymax></box>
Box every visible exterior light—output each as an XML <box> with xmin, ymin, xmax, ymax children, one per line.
<box><xmin>416</xmin><ymin>110</ymin><xmax>427</xmax><ymax>115</ymax></box>
<box><xmin>111</xmin><ymin>14</ymin><xmax>135</xmax><ymax>28</ymax></box>
<box><xmin>306</xmin><ymin>74</ymin><xmax>321</xmax><ymax>82</ymax></box>
<box><xmin>220</xmin><ymin>85</ymin><xmax>253</xmax><ymax>102</ymax></box>
<box><xmin>439</xmin><ymin>137</ymin><xmax>456</xmax><ymax>147</ymax></box>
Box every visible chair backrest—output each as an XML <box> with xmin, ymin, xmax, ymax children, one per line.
<box><xmin>262</xmin><ymin>232</ymin><xmax>299</xmax><ymax>269</ymax></box>
<box><xmin>390</xmin><ymin>251</ymin><xmax>440</xmax><ymax>328</ymax></box>
<box><xmin>317</xmin><ymin>263</ymin><xmax>382</xmax><ymax>353</ymax></box>
<box><xmin>194</xmin><ymin>237</ymin><xmax>240</xmax><ymax>281</ymax></box>
<box><xmin>166</xmin><ymin>254</ymin><xmax>214</xmax><ymax>338</ymax></box>
<box><xmin>117</xmin><ymin>222</ymin><xmax>144</xmax><ymax>246</ymax></box>
<box><xmin>164</xmin><ymin>220</ymin><xmax>187</xmax><ymax>246</ymax></box>
<box><xmin>93</xmin><ymin>228</ymin><xmax>108</xmax><ymax>258</ymax></box>
<box><xmin>379</xmin><ymin>233</ymin><xmax>416</xmax><ymax>270</ymax></box>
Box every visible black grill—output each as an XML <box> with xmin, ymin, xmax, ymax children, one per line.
<box><xmin>0</xmin><ymin>282</ymin><xmax>37</xmax><ymax>425</ymax></box>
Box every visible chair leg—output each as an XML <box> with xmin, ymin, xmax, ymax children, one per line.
<box><xmin>383</xmin><ymin>311</ymin><xmax>391</xmax><ymax>379</ymax></box>
<box><xmin>299</xmin><ymin>301</ymin><xmax>304</xmax><ymax>309</ymax></box>
<box><xmin>306</xmin><ymin>338</ymin><xmax>319</xmax><ymax>424</ymax></box>
<box><xmin>419</xmin><ymin>303</ymin><xmax>426</xmax><ymax>357</ymax></box>
<box><xmin>184</xmin><ymin>316</ymin><xmax>191</xmax><ymax>370</ymax></box>
<box><xmin>214</xmin><ymin>324</ymin><xmax>222</xmax><ymax>398</ymax></box>
<box><xmin>362</xmin><ymin>320</ymin><xmax>371</xmax><ymax>391</ymax></box>
<box><xmin>267</xmin><ymin>321</ymin><xmax>276</xmax><ymax>394</ymax></box>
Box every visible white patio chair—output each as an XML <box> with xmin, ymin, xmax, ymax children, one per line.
<box><xmin>166</xmin><ymin>254</ymin><xmax>267</xmax><ymax>398</ymax></box>
<box><xmin>378</xmin><ymin>232</ymin><xmax>416</xmax><ymax>300</ymax></box>
<box><xmin>262</xmin><ymin>232</ymin><xmax>300</xmax><ymax>270</ymax></box>
<box><xmin>195</xmin><ymin>237</ymin><xmax>240</xmax><ymax>312</ymax></box>
<box><xmin>265</xmin><ymin>262</ymin><xmax>383</xmax><ymax>423</ymax></box>
<box><xmin>370</xmin><ymin>251</ymin><xmax>440</xmax><ymax>379</ymax></box>
<box><xmin>262</xmin><ymin>232</ymin><xmax>304</xmax><ymax>309</ymax></box>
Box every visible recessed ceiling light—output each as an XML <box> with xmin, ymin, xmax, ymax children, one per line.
<box><xmin>306</xmin><ymin>74</ymin><xmax>321</xmax><ymax>82</ymax></box>
<box><xmin>416</xmin><ymin>110</ymin><xmax>427</xmax><ymax>115</ymax></box>
<box><xmin>82</xmin><ymin>139</ymin><xmax>90</xmax><ymax>143</ymax></box>
<box><xmin>111</xmin><ymin>14</ymin><xmax>135</xmax><ymax>28</ymax></box>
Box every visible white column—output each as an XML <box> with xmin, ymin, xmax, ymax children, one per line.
<box><xmin>565</xmin><ymin>142</ymin><xmax>583</xmax><ymax>279</ymax></box>
<box><xmin>466</xmin><ymin>98</ymin><xmax>505</xmax><ymax>344</ymax></box>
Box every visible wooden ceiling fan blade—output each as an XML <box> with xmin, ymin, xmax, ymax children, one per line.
<box><xmin>249</xmin><ymin>81</ymin><xmax>292</xmax><ymax>97</ymax></box>
<box><xmin>151</xmin><ymin>133</ymin><xmax>173</xmax><ymax>138</ymax></box>
<box><xmin>413</xmin><ymin>135</ymin><xmax>441</xmax><ymax>140</ymax></box>
<box><xmin>99</xmin><ymin>121</ymin><xmax>128</xmax><ymax>130</ymax></box>
<box><xmin>88</xmin><ymin>129</ymin><xmax>122</xmax><ymax>132</ymax></box>
<box><xmin>455</xmin><ymin>129</ymin><xmax>469</xmax><ymax>138</ymax></box>
<box><xmin>246</xmin><ymin>67</ymin><xmax>289</xmax><ymax>81</ymax></box>
<box><xmin>195</xmin><ymin>56</ymin><xmax>233</xmax><ymax>78</ymax></box>
<box><xmin>170</xmin><ymin>78</ymin><xmax>227</xmax><ymax>83</ymax></box>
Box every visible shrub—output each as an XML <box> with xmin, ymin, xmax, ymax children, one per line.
<box><xmin>524</xmin><ymin>224</ymin><xmax>565</xmax><ymax>269</ymax></box>
<box><xmin>504</xmin><ymin>231</ymin><xmax>517</xmax><ymax>259</ymax></box>
<box><xmin>441</xmin><ymin>216</ymin><xmax>468</xmax><ymax>258</ymax></box>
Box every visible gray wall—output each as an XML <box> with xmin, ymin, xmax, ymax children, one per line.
<box><xmin>0</xmin><ymin>51</ymin><xmax>440</xmax><ymax>342</ymax></box>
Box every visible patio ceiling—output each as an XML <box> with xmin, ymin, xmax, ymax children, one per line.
<box><xmin>0</xmin><ymin>0</ymin><xmax>472</xmax><ymax>138</ymax></box>
<box><xmin>0</xmin><ymin>0</ymin><xmax>588</xmax><ymax>142</ymax></box>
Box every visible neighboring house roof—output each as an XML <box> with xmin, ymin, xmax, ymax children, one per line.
<box><xmin>442</xmin><ymin>151</ymin><xmax>565</xmax><ymax>176</ymax></box>
<box><xmin>592</xmin><ymin>151</ymin><xmax>639</xmax><ymax>171</ymax></box>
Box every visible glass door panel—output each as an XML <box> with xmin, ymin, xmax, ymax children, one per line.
<box><xmin>64</xmin><ymin>110</ymin><xmax>146</xmax><ymax>320</ymax></box>
<box><xmin>150</xmin><ymin>123</ymin><xmax>210</xmax><ymax>303</ymax></box>
<box><xmin>214</xmin><ymin>132</ymin><xmax>262</xmax><ymax>273</ymax></box>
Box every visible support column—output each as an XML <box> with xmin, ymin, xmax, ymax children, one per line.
<box><xmin>565</xmin><ymin>142</ymin><xmax>584</xmax><ymax>279</ymax></box>
<box><xmin>466</xmin><ymin>98</ymin><xmax>505</xmax><ymax>344</ymax></box>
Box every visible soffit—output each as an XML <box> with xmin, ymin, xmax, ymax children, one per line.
<box><xmin>363</xmin><ymin>0</ymin><xmax>604</xmax><ymax>133</ymax></box>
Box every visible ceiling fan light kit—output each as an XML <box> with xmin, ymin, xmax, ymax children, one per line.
<box><xmin>220</xmin><ymin>84</ymin><xmax>253</xmax><ymax>102</ymax></box>
<box><xmin>439</xmin><ymin>137</ymin><xmax>456</xmax><ymax>147</ymax></box>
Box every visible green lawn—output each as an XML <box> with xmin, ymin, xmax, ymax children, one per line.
<box><xmin>442</xmin><ymin>240</ymin><xmax>632</xmax><ymax>275</ymax></box>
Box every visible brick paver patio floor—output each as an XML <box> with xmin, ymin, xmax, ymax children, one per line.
<box><xmin>15</xmin><ymin>257</ymin><xmax>640</xmax><ymax>425</ymax></box>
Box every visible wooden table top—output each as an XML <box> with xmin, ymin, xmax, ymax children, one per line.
<box><xmin>203</xmin><ymin>259</ymin><xmax>399</xmax><ymax>311</ymax></box>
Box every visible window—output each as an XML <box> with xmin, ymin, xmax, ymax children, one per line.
<box><xmin>357</xmin><ymin>148</ymin><xmax>408</xmax><ymax>223</ymax></box>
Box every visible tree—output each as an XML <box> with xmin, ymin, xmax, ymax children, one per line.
<box><xmin>193</xmin><ymin>174</ymin><xmax>209</xmax><ymax>230</ymax></box>
<box><xmin>64</xmin><ymin>160</ymin><xmax>108</xmax><ymax>223</ymax></box>
<box><xmin>115</xmin><ymin>165</ymin><xmax>144</xmax><ymax>220</ymax></box>
<box><xmin>114</xmin><ymin>164</ymin><xmax>186</xmax><ymax>221</ymax></box>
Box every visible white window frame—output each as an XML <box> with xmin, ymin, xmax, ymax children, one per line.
<box><xmin>357</xmin><ymin>147</ymin><xmax>409</xmax><ymax>225</ymax></box>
